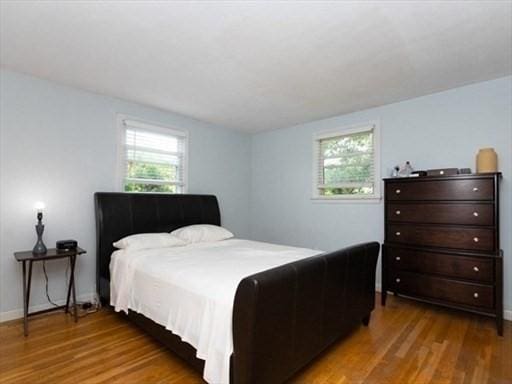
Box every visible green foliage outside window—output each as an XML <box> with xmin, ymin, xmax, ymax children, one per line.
<box><xmin>124</xmin><ymin>183</ymin><xmax>177</xmax><ymax>193</ymax></box>
<box><xmin>124</xmin><ymin>161</ymin><xmax>179</xmax><ymax>193</ymax></box>
<box><xmin>319</xmin><ymin>131</ymin><xmax>374</xmax><ymax>196</ymax></box>
<box><xmin>322</xmin><ymin>186</ymin><xmax>373</xmax><ymax>196</ymax></box>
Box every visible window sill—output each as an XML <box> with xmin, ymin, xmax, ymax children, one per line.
<box><xmin>311</xmin><ymin>196</ymin><xmax>382</xmax><ymax>204</ymax></box>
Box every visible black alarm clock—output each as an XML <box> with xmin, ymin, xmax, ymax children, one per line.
<box><xmin>56</xmin><ymin>239</ymin><xmax>78</xmax><ymax>251</ymax></box>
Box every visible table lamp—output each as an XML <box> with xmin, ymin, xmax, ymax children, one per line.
<box><xmin>33</xmin><ymin>201</ymin><xmax>47</xmax><ymax>255</ymax></box>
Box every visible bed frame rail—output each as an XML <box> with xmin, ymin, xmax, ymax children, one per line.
<box><xmin>232</xmin><ymin>242</ymin><xmax>379</xmax><ymax>384</ymax></box>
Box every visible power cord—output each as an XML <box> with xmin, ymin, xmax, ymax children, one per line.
<box><xmin>42</xmin><ymin>261</ymin><xmax>59</xmax><ymax>307</ymax></box>
<box><xmin>42</xmin><ymin>258</ymin><xmax>101</xmax><ymax>318</ymax></box>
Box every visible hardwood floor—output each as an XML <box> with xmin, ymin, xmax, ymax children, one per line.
<box><xmin>1</xmin><ymin>294</ymin><xmax>510</xmax><ymax>384</ymax></box>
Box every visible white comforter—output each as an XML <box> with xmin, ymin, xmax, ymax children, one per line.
<box><xmin>110</xmin><ymin>239</ymin><xmax>322</xmax><ymax>384</ymax></box>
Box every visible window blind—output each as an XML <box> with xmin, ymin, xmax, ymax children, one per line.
<box><xmin>122</xmin><ymin>119</ymin><xmax>187</xmax><ymax>193</ymax></box>
<box><xmin>316</xmin><ymin>126</ymin><xmax>375</xmax><ymax>195</ymax></box>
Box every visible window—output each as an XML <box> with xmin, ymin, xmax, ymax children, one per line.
<box><xmin>118</xmin><ymin>117</ymin><xmax>188</xmax><ymax>193</ymax></box>
<box><xmin>313</xmin><ymin>122</ymin><xmax>380</xmax><ymax>200</ymax></box>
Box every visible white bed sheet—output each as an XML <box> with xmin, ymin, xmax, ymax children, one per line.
<box><xmin>110</xmin><ymin>238</ymin><xmax>322</xmax><ymax>384</ymax></box>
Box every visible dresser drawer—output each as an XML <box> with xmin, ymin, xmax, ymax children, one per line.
<box><xmin>387</xmin><ymin>203</ymin><xmax>494</xmax><ymax>225</ymax></box>
<box><xmin>388</xmin><ymin>271</ymin><xmax>494</xmax><ymax>309</ymax></box>
<box><xmin>386</xmin><ymin>178</ymin><xmax>494</xmax><ymax>201</ymax></box>
<box><xmin>387</xmin><ymin>247</ymin><xmax>494</xmax><ymax>283</ymax></box>
<box><xmin>387</xmin><ymin>224</ymin><xmax>495</xmax><ymax>252</ymax></box>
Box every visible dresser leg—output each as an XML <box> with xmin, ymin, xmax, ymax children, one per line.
<box><xmin>496</xmin><ymin>254</ymin><xmax>503</xmax><ymax>336</ymax></box>
<box><xmin>381</xmin><ymin>245</ymin><xmax>387</xmax><ymax>306</ymax></box>
<box><xmin>496</xmin><ymin>317</ymin><xmax>503</xmax><ymax>336</ymax></box>
<box><xmin>362</xmin><ymin>314</ymin><xmax>371</xmax><ymax>326</ymax></box>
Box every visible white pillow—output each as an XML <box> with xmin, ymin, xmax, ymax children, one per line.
<box><xmin>170</xmin><ymin>224</ymin><xmax>234</xmax><ymax>244</ymax></box>
<box><xmin>113</xmin><ymin>233</ymin><xmax>186</xmax><ymax>250</ymax></box>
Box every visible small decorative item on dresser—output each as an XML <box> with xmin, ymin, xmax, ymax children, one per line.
<box><xmin>32</xmin><ymin>202</ymin><xmax>47</xmax><ymax>255</ymax></box>
<box><xmin>398</xmin><ymin>161</ymin><xmax>414</xmax><ymax>177</ymax></box>
<box><xmin>476</xmin><ymin>148</ymin><xmax>498</xmax><ymax>173</ymax></box>
<box><xmin>426</xmin><ymin>168</ymin><xmax>458</xmax><ymax>176</ymax></box>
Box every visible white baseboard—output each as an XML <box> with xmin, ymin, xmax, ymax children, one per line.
<box><xmin>0</xmin><ymin>292</ymin><xmax>97</xmax><ymax>323</ymax></box>
<box><xmin>375</xmin><ymin>283</ymin><xmax>511</xmax><ymax>321</ymax></box>
<box><xmin>3</xmin><ymin>288</ymin><xmax>509</xmax><ymax>323</ymax></box>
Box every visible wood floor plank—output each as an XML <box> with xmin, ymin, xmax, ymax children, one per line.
<box><xmin>0</xmin><ymin>294</ymin><xmax>510</xmax><ymax>384</ymax></box>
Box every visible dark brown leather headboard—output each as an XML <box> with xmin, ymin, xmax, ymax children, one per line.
<box><xmin>94</xmin><ymin>192</ymin><xmax>220</xmax><ymax>304</ymax></box>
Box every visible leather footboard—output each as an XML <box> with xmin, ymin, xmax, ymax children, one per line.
<box><xmin>232</xmin><ymin>242</ymin><xmax>380</xmax><ymax>384</ymax></box>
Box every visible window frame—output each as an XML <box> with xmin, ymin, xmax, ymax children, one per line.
<box><xmin>116</xmin><ymin>114</ymin><xmax>189</xmax><ymax>194</ymax></box>
<box><xmin>312</xmin><ymin>121</ymin><xmax>381</xmax><ymax>202</ymax></box>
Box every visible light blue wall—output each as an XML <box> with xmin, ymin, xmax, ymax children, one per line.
<box><xmin>250</xmin><ymin>76</ymin><xmax>512</xmax><ymax>312</ymax></box>
<box><xmin>0</xmin><ymin>70</ymin><xmax>251</xmax><ymax>315</ymax></box>
<box><xmin>2</xmin><ymin>70</ymin><xmax>511</xmax><ymax>318</ymax></box>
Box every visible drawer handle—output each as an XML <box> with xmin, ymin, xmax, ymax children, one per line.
<box><xmin>473</xmin><ymin>187</ymin><xmax>479</xmax><ymax>192</ymax></box>
<box><xmin>473</xmin><ymin>237</ymin><xmax>479</xmax><ymax>243</ymax></box>
<box><xmin>473</xmin><ymin>266</ymin><xmax>479</xmax><ymax>272</ymax></box>
<box><xmin>473</xmin><ymin>292</ymin><xmax>479</xmax><ymax>299</ymax></box>
<box><xmin>395</xmin><ymin>210</ymin><xmax>401</xmax><ymax>215</ymax></box>
<box><xmin>395</xmin><ymin>256</ymin><xmax>401</xmax><ymax>261</ymax></box>
<box><xmin>396</xmin><ymin>278</ymin><xmax>401</xmax><ymax>283</ymax></box>
<box><xmin>473</xmin><ymin>212</ymin><xmax>479</xmax><ymax>217</ymax></box>
<box><xmin>396</xmin><ymin>232</ymin><xmax>401</xmax><ymax>236</ymax></box>
<box><xmin>395</xmin><ymin>189</ymin><xmax>401</xmax><ymax>194</ymax></box>
<box><xmin>439</xmin><ymin>170</ymin><xmax>444</xmax><ymax>175</ymax></box>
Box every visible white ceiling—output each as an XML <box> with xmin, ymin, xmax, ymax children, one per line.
<box><xmin>1</xmin><ymin>1</ymin><xmax>511</xmax><ymax>132</ymax></box>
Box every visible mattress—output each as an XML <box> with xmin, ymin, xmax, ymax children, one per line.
<box><xmin>110</xmin><ymin>238</ymin><xmax>322</xmax><ymax>384</ymax></box>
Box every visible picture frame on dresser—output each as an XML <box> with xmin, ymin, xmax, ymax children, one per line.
<box><xmin>381</xmin><ymin>173</ymin><xmax>503</xmax><ymax>335</ymax></box>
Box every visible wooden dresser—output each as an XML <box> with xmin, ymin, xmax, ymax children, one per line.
<box><xmin>382</xmin><ymin>173</ymin><xmax>503</xmax><ymax>335</ymax></box>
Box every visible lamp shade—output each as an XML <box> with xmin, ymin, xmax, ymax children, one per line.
<box><xmin>34</xmin><ymin>201</ymin><xmax>45</xmax><ymax>213</ymax></box>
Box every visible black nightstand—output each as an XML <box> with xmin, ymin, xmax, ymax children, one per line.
<box><xmin>14</xmin><ymin>247</ymin><xmax>86</xmax><ymax>336</ymax></box>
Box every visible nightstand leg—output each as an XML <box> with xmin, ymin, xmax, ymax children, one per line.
<box><xmin>70</xmin><ymin>255</ymin><xmax>78</xmax><ymax>322</ymax></box>
<box><xmin>22</xmin><ymin>261</ymin><xmax>28</xmax><ymax>336</ymax></box>
<box><xmin>65</xmin><ymin>258</ymin><xmax>72</xmax><ymax>313</ymax></box>
<box><xmin>26</xmin><ymin>261</ymin><xmax>33</xmax><ymax>309</ymax></box>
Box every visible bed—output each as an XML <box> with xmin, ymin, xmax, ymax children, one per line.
<box><xmin>95</xmin><ymin>192</ymin><xmax>379</xmax><ymax>384</ymax></box>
